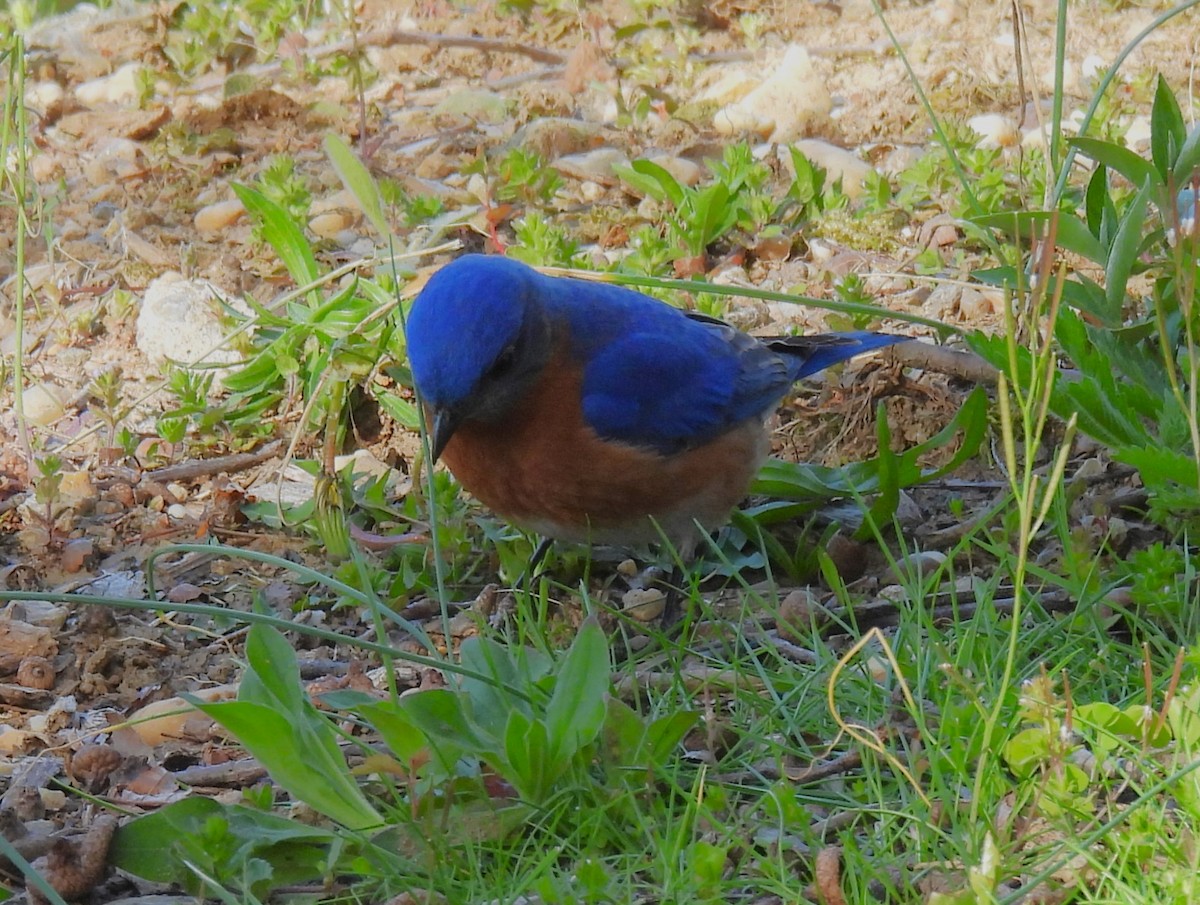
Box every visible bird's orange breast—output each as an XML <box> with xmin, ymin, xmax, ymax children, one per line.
<box><xmin>438</xmin><ymin>351</ymin><xmax>767</xmax><ymax>547</ymax></box>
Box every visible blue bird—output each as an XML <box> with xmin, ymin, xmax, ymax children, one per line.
<box><xmin>406</xmin><ymin>254</ymin><xmax>909</xmax><ymax>557</ymax></box>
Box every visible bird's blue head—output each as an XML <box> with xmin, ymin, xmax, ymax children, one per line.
<box><xmin>406</xmin><ymin>255</ymin><xmax>553</xmax><ymax>458</ymax></box>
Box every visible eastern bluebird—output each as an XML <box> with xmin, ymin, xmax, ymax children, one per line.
<box><xmin>406</xmin><ymin>254</ymin><xmax>908</xmax><ymax>560</ymax></box>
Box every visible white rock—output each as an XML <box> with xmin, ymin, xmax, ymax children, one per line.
<box><xmin>465</xmin><ymin>173</ymin><xmax>490</xmax><ymax>205</ymax></box>
<box><xmin>967</xmin><ymin>113</ymin><xmax>1018</xmax><ymax>149</ymax></box>
<box><xmin>783</xmin><ymin>140</ymin><xmax>874</xmax><ymax>200</ymax></box>
<box><xmin>25</xmin><ymin>81</ymin><xmax>64</xmax><ymax>119</ymax></box>
<box><xmin>28</xmin><ymin>152</ymin><xmax>62</xmax><ymax>184</ymax></box>
<box><xmin>309</xmin><ymin>211</ymin><xmax>353</xmax><ymax>238</ymax></box>
<box><xmin>75</xmin><ymin>62</ymin><xmax>143</xmax><ymax>106</ymax></box>
<box><xmin>135</xmin><ymin>274</ymin><xmax>249</xmax><ymax>376</ymax></box>
<box><xmin>958</xmin><ymin>287</ymin><xmax>988</xmax><ymax>320</ymax></box>
<box><xmin>694</xmin><ymin>67</ymin><xmax>759</xmax><ymax>107</ymax></box>
<box><xmin>194</xmin><ymin>198</ymin><xmax>246</xmax><ymax>233</ymax></box>
<box><xmin>622</xmin><ymin>588</ymin><xmax>666</xmax><ymax>622</ymax></box>
<box><xmin>713</xmin><ymin>45</ymin><xmax>831</xmax><ymax>142</ymax></box>
<box><xmin>432</xmin><ymin>89</ymin><xmax>509</xmax><ymax>123</ymax></box>
<box><xmin>932</xmin><ymin>0</ymin><xmax>963</xmax><ymax>26</ymax></box>
<box><xmin>22</xmin><ymin>382</ymin><xmax>66</xmax><ymax>426</ymax></box>
<box><xmin>1124</xmin><ymin>115</ymin><xmax>1152</xmax><ymax>150</ymax></box>
<box><xmin>646</xmin><ymin>154</ymin><xmax>704</xmax><ymax>187</ymax></box>
<box><xmin>82</xmin><ymin>138</ymin><xmax>143</xmax><ymax>186</ymax></box>
<box><xmin>553</xmin><ymin>147</ymin><xmax>630</xmax><ymax>182</ymax></box>
<box><xmin>890</xmin><ymin>550</ymin><xmax>947</xmax><ymax>583</ymax></box>
<box><xmin>921</xmin><ymin>284</ymin><xmax>960</xmax><ymax>318</ymax></box>
<box><xmin>1081</xmin><ymin>54</ymin><xmax>1107</xmax><ymax>82</ymax></box>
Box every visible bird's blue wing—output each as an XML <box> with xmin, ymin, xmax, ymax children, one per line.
<box><xmin>580</xmin><ymin>322</ymin><xmax>792</xmax><ymax>455</ymax></box>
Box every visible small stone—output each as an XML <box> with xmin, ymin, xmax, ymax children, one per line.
<box><xmin>432</xmin><ymin>88</ymin><xmax>509</xmax><ymax>124</ymax></box>
<box><xmin>1124</xmin><ymin>116</ymin><xmax>1152</xmax><ymax>150</ymax></box>
<box><xmin>958</xmin><ymin>286</ymin><xmax>999</xmax><ymax>320</ymax></box>
<box><xmin>135</xmin><ymin>274</ymin><xmax>250</xmax><ymax>378</ymax></box>
<box><xmin>616</xmin><ymin>559</ymin><xmax>639</xmax><ymax>578</ymax></box>
<box><xmin>167</xmin><ymin>582</ymin><xmax>203</xmax><ymax>602</ymax></box>
<box><xmin>465</xmin><ymin>173</ymin><xmax>490</xmax><ymax>205</ymax></box>
<box><xmin>511</xmin><ymin>117</ymin><xmax>610</xmax><ymax>159</ymax></box>
<box><xmin>866</xmin><ymin>656</ymin><xmax>889</xmax><ymax>684</ymax></box>
<box><xmin>17</xmin><ymin>656</ymin><xmax>55</xmax><ymax>690</ymax></box>
<box><xmin>713</xmin><ymin>45</ymin><xmax>831</xmax><ymax>142</ymax></box>
<box><xmin>694</xmin><ymin>67</ymin><xmax>759</xmax><ymax>107</ymax></box>
<box><xmin>931</xmin><ymin>0</ymin><xmax>963</xmax><ymax>26</ymax></box>
<box><xmin>167</xmin><ymin>503</ymin><xmax>188</xmax><ymax>519</ymax></box>
<box><xmin>82</xmin><ymin>137</ymin><xmax>143</xmax><ymax>186</ymax></box>
<box><xmin>553</xmin><ymin>147</ymin><xmax>629</xmax><ymax>183</ymax></box>
<box><xmin>58</xmin><ymin>471</ymin><xmax>96</xmax><ymax>510</ymax></box>
<box><xmin>75</xmin><ymin>62</ymin><xmax>143</xmax><ymax>105</ymax></box>
<box><xmin>785</xmin><ymin>140</ymin><xmax>873</xmax><ymax>200</ymax></box>
<box><xmin>1074</xmin><ymin>457</ymin><xmax>1105</xmax><ymax>481</ymax></box>
<box><xmin>646</xmin><ymin>154</ymin><xmax>704</xmax><ymax>187</ymax></box>
<box><xmin>1081</xmin><ymin>54</ymin><xmax>1107</xmax><ymax>82</ymax></box>
<box><xmin>929</xmin><ymin>223</ymin><xmax>959</xmax><ymax>248</ymax></box>
<box><xmin>26</xmin><ymin>80</ymin><xmax>65</xmax><ymax>121</ymax></box>
<box><xmin>29</xmin><ymin>152</ymin><xmax>62</xmax><ymax>183</ymax></box>
<box><xmin>777</xmin><ymin>587</ymin><xmax>825</xmax><ymax>641</ymax></box>
<box><xmin>622</xmin><ymin>588</ymin><xmax>666</xmax><ymax>622</ymax></box>
<box><xmin>309</xmin><ymin>211</ymin><xmax>353</xmax><ymax>238</ymax></box>
<box><xmin>22</xmin><ymin>383</ymin><xmax>66</xmax><ymax>426</ymax></box>
<box><xmin>889</xmin><ymin>550</ymin><xmax>946</xmax><ymax>583</ymax></box>
<box><xmin>967</xmin><ymin>113</ymin><xmax>1018</xmax><ymax>149</ymax></box>
<box><xmin>824</xmin><ymin>533</ymin><xmax>868</xmax><ymax>583</ymax></box>
<box><xmin>194</xmin><ymin>198</ymin><xmax>245</xmax><ymax>233</ymax></box>
<box><xmin>61</xmin><ymin>538</ymin><xmax>95</xmax><ymax>573</ymax></box>
<box><xmin>922</xmin><ymin>283</ymin><xmax>961</xmax><ymax>318</ymax></box>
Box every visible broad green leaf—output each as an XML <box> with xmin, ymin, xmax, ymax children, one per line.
<box><xmin>193</xmin><ymin>624</ymin><xmax>382</xmax><ymax>831</ymax></box>
<box><xmin>1171</xmin><ymin>122</ymin><xmax>1200</xmax><ymax>188</ymax></box>
<box><xmin>1151</xmin><ymin>75</ymin><xmax>1186</xmax><ymax>185</ymax></box>
<box><xmin>970</xmin><ymin>210</ymin><xmax>1107</xmax><ymax>265</ymax></box>
<box><xmin>1084</xmin><ymin>164</ymin><xmax>1108</xmax><ymax>239</ymax></box>
<box><xmin>401</xmin><ymin>686</ymin><xmax>499</xmax><ymax>765</ymax></box>
<box><xmin>642</xmin><ymin>711</ymin><xmax>700</xmax><ymax>762</ymax></box>
<box><xmin>505</xmin><ymin>709</ymin><xmax>553</xmax><ymax>802</ymax></box>
<box><xmin>694</xmin><ymin>182</ymin><xmax>734</xmax><ymax>248</ymax></box>
<box><xmin>197</xmin><ymin>700</ymin><xmax>381</xmax><ymax>830</ymax></box>
<box><xmin>1002</xmin><ymin>727</ymin><xmax>1050</xmax><ymax>779</ymax></box>
<box><xmin>602</xmin><ymin>697</ymin><xmax>646</xmax><ymax>764</ymax></box>
<box><xmin>544</xmin><ymin>618</ymin><xmax>610</xmax><ymax>760</ymax></box>
<box><xmin>617</xmin><ymin>159</ymin><xmax>687</xmax><ymax>208</ymax></box>
<box><xmin>1105</xmin><ymin>179</ymin><xmax>1153</xmax><ymax>318</ymax></box>
<box><xmin>324</xmin><ymin>132</ymin><xmax>392</xmax><ymax>239</ymax></box>
<box><xmin>111</xmin><ymin>798</ymin><xmax>344</xmax><ymax>896</ymax></box>
<box><xmin>459</xmin><ymin>635</ymin><xmax>532</xmax><ymax>741</ymax></box>
<box><xmin>1114</xmin><ymin>445</ymin><xmax>1200</xmax><ymax>490</ymax></box>
<box><xmin>337</xmin><ymin>695</ymin><xmax>428</xmax><ymax>763</ymax></box>
<box><xmin>232</xmin><ymin>184</ymin><xmax>321</xmax><ymax>289</ymax></box>
<box><xmin>374</xmin><ymin>391</ymin><xmax>421</xmax><ymax>430</ymax></box>
<box><xmin>854</xmin><ymin>400</ymin><xmax>899</xmax><ymax>541</ymax></box>
<box><xmin>1068</xmin><ymin>136</ymin><xmax>1160</xmax><ymax>193</ymax></box>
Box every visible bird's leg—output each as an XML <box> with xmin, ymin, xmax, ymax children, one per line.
<box><xmin>658</xmin><ymin>531</ymin><xmax>706</xmax><ymax>628</ymax></box>
<box><xmin>513</xmin><ymin>535</ymin><xmax>555</xmax><ymax>592</ymax></box>
<box><xmin>659</xmin><ymin>564</ymin><xmax>687</xmax><ymax>627</ymax></box>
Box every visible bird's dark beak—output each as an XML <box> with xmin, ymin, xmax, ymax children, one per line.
<box><xmin>430</xmin><ymin>408</ymin><xmax>459</xmax><ymax>462</ymax></box>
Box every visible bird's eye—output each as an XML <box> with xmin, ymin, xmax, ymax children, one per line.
<box><xmin>489</xmin><ymin>344</ymin><xmax>518</xmax><ymax>378</ymax></box>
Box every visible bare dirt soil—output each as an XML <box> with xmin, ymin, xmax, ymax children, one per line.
<box><xmin>0</xmin><ymin>0</ymin><xmax>1194</xmax><ymax>899</ymax></box>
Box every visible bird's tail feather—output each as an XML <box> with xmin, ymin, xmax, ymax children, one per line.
<box><xmin>768</xmin><ymin>331</ymin><xmax>911</xmax><ymax>381</ymax></box>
